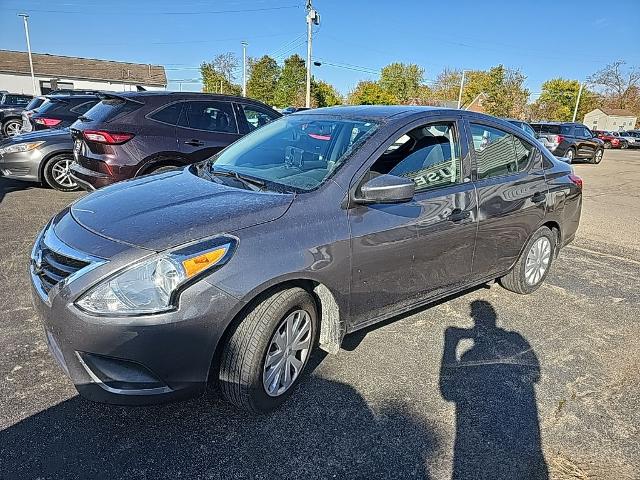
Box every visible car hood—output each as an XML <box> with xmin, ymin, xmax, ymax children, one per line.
<box><xmin>8</xmin><ymin>128</ymin><xmax>71</xmax><ymax>143</ymax></box>
<box><xmin>70</xmin><ymin>169</ymin><xmax>295</xmax><ymax>251</ymax></box>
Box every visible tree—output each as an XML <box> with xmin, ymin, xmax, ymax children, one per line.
<box><xmin>247</xmin><ymin>55</ymin><xmax>280</xmax><ymax>105</ymax></box>
<box><xmin>312</xmin><ymin>80</ymin><xmax>343</xmax><ymax>107</ymax></box>
<box><xmin>212</xmin><ymin>52</ymin><xmax>239</xmax><ymax>84</ymax></box>
<box><xmin>379</xmin><ymin>62</ymin><xmax>424</xmax><ymax>104</ymax></box>
<box><xmin>531</xmin><ymin>78</ymin><xmax>597</xmax><ymax>122</ymax></box>
<box><xmin>274</xmin><ymin>54</ymin><xmax>307</xmax><ymax>108</ymax></box>
<box><xmin>347</xmin><ymin>81</ymin><xmax>396</xmax><ymax>105</ymax></box>
<box><xmin>201</xmin><ymin>61</ymin><xmax>241</xmax><ymax>95</ymax></box>
<box><xmin>588</xmin><ymin>61</ymin><xmax>640</xmax><ymax>109</ymax></box>
<box><xmin>432</xmin><ymin>68</ymin><xmax>463</xmax><ymax>102</ymax></box>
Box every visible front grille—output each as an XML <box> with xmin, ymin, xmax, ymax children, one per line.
<box><xmin>35</xmin><ymin>244</ymin><xmax>90</xmax><ymax>294</ymax></box>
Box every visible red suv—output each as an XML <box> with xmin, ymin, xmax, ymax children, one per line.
<box><xmin>70</xmin><ymin>92</ymin><xmax>281</xmax><ymax>190</ymax></box>
<box><xmin>593</xmin><ymin>130</ymin><xmax>628</xmax><ymax>149</ymax></box>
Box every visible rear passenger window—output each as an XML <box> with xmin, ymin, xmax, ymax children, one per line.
<box><xmin>70</xmin><ymin>100</ymin><xmax>98</xmax><ymax>115</ymax></box>
<box><xmin>240</xmin><ymin>104</ymin><xmax>277</xmax><ymax>131</ymax></box>
<box><xmin>369</xmin><ymin>122</ymin><xmax>462</xmax><ymax>192</ymax></box>
<box><xmin>179</xmin><ymin>101</ymin><xmax>237</xmax><ymax>133</ymax></box>
<box><xmin>149</xmin><ymin>102</ymin><xmax>183</xmax><ymax>126</ymax></box>
<box><xmin>471</xmin><ymin>123</ymin><xmax>535</xmax><ymax>179</ymax></box>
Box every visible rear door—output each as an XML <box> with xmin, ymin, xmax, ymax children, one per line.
<box><xmin>465</xmin><ymin>118</ymin><xmax>548</xmax><ymax>280</ymax></box>
<box><xmin>177</xmin><ymin>100</ymin><xmax>241</xmax><ymax>161</ymax></box>
<box><xmin>234</xmin><ymin>102</ymin><xmax>281</xmax><ymax>134</ymax></box>
<box><xmin>348</xmin><ymin>115</ymin><xmax>476</xmax><ymax>327</ymax></box>
<box><xmin>574</xmin><ymin>125</ymin><xmax>596</xmax><ymax>158</ymax></box>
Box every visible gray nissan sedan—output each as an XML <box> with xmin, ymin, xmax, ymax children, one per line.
<box><xmin>30</xmin><ymin>106</ymin><xmax>582</xmax><ymax>412</ymax></box>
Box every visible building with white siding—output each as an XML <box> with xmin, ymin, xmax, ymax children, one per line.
<box><xmin>583</xmin><ymin>108</ymin><xmax>637</xmax><ymax>131</ymax></box>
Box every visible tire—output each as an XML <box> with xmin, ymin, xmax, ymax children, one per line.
<box><xmin>620</xmin><ymin>142</ymin><xmax>628</xmax><ymax>150</ymax></box>
<box><xmin>499</xmin><ymin>226</ymin><xmax>555</xmax><ymax>295</ymax></box>
<box><xmin>591</xmin><ymin>148</ymin><xmax>603</xmax><ymax>165</ymax></box>
<box><xmin>564</xmin><ymin>147</ymin><xmax>575</xmax><ymax>161</ymax></box>
<box><xmin>219</xmin><ymin>287</ymin><xmax>317</xmax><ymax>413</ymax></box>
<box><xmin>2</xmin><ymin>119</ymin><xmax>22</xmax><ymax>137</ymax></box>
<box><xmin>603</xmin><ymin>141</ymin><xmax>612</xmax><ymax>149</ymax></box>
<box><xmin>150</xmin><ymin>164</ymin><xmax>181</xmax><ymax>174</ymax></box>
<box><xmin>43</xmin><ymin>154</ymin><xmax>79</xmax><ymax>192</ymax></box>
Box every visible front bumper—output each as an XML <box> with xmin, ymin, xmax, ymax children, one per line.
<box><xmin>0</xmin><ymin>149</ymin><xmax>43</xmax><ymax>182</ymax></box>
<box><xmin>30</xmin><ymin>214</ymin><xmax>242</xmax><ymax>405</ymax></box>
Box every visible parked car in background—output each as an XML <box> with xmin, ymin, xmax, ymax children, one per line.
<box><xmin>281</xmin><ymin>106</ymin><xmax>311</xmax><ymax>115</ymax></box>
<box><xmin>611</xmin><ymin>131</ymin><xmax>639</xmax><ymax>148</ymax></box>
<box><xmin>0</xmin><ymin>92</ymin><xmax>33</xmax><ymax>137</ymax></box>
<box><xmin>505</xmin><ymin>119</ymin><xmax>536</xmax><ymax>138</ymax></box>
<box><xmin>593</xmin><ymin>130</ymin><xmax>628</xmax><ymax>149</ymax></box>
<box><xmin>0</xmin><ymin>128</ymin><xmax>77</xmax><ymax>191</ymax></box>
<box><xmin>69</xmin><ymin>92</ymin><xmax>281</xmax><ymax>190</ymax></box>
<box><xmin>30</xmin><ymin>94</ymin><xmax>100</xmax><ymax>132</ymax></box>
<box><xmin>32</xmin><ymin>107</ymin><xmax>582</xmax><ymax>412</ymax></box>
<box><xmin>21</xmin><ymin>96</ymin><xmax>49</xmax><ymax>134</ymax></box>
<box><xmin>530</xmin><ymin>122</ymin><xmax>604</xmax><ymax>163</ymax></box>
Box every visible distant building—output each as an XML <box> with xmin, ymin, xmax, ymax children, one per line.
<box><xmin>583</xmin><ymin>108</ymin><xmax>637</xmax><ymax>131</ymax></box>
<box><xmin>0</xmin><ymin>50</ymin><xmax>167</xmax><ymax>95</ymax></box>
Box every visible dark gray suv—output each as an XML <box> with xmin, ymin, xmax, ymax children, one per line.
<box><xmin>31</xmin><ymin>106</ymin><xmax>582</xmax><ymax>412</ymax></box>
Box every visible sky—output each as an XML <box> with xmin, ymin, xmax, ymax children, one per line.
<box><xmin>1</xmin><ymin>0</ymin><xmax>639</xmax><ymax>100</ymax></box>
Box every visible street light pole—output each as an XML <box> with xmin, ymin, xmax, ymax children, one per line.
<box><xmin>572</xmin><ymin>82</ymin><xmax>584</xmax><ymax>122</ymax></box>
<box><xmin>19</xmin><ymin>13</ymin><xmax>37</xmax><ymax>95</ymax></box>
<box><xmin>241</xmin><ymin>41</ymin><xmax>248</xmax><ymax>97</ymax></box>
<box><xmin>305</xmin><ymin>1</ymin><xmax>319</xmax><ymax>108</ymax></box>
<box><xmin>457</xmin><ymin>70</ymin><xmax>467</xmax><ymax>109</ymax></box>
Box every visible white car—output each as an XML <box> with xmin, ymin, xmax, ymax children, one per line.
<box><xmin>612</xmin><ymin>131</ymin><xmax>639</xmax><ymax>148</ymax></box>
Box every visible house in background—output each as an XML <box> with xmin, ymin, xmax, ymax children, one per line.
<box><xmin>583</xmin><ymin>108</ymin><xmax>637</xmax><ymax>131</ymax></box>
<box><xmin>464</xmin><ymin>92</ymin><xmax>488</xmax><ymax>114</ymax></box>
<box><xmin>0</xmin><ymin>50</ymin><xmax>167</xmax><ymax>95</ymax></box>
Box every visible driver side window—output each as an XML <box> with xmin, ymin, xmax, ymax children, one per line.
<box><xmin>369</xmin><ymin>122</ymin><xmax>462</xmax><ymax>192</ymax></box>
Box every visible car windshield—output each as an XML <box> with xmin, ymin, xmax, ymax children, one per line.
<box><xmin>206</xmin><ymin>115</ymin><xmax>379</xmax><ymax>192</ymax></box>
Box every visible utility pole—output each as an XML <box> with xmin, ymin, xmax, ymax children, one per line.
<box><xmin>572</xmin><ymin>82</ymin><xmax>584</xmax><ymax>122</ymax></box>
<box><xmin>305</xmin><ymin>1</ymin><xmax>320</xmax><ymax>108</ymax></box>
<box><xmin>241</xmin><ymin>41</ymin><xmax>248</xmax><ymax>97</ymax></box>
<box><xmin>19</xmin><ymin>13</ymin><xmax>37</xmax><ymax>95</ymax></box>
<box><xmin>457</xmin><ymin>70</ymin><xmax>467</xmax><ymax>109</ymax></box>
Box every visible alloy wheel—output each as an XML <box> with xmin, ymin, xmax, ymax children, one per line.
<box><xmin>51</xmin><ymin>158</ymin><xmax>77</xmax><ymax>189</ymax></box>
<box><xmin>525</xmin><ymin>237</ymin><xmax>551</xmax><ymax>286</ymax></box>
<box><xmin>262</xmin><ymin>309</ymin><xmax>312</xmax><ymax>397</ymax></box>
<box><xmin>565</xmin><ymin>149</ymin><xmax>574</xmax><ymax>160</ymax></box>
<box><xmin>594</xmin><ymin>149</ymin><xmax>603</xmax><ymax>164</ymax></box>
<box><xmin>4</xmin><ymin>121</ymin><xmax>22</xmax><ymax>137</ymax></box>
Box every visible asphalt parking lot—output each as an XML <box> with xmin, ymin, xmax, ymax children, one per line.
<box><xmin>1</xmin><ymin>150</ymin><xmax>639</xmax><ymax>480</ymax></box>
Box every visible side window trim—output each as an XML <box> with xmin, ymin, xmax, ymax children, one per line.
<box><xmin>180</xmin><ymin>100</ymin><xmax>239</xmax><ymax>134</ymax></box>
<box><xmin>349</xmin><ymin>114</ymin><xmax>470</xmax><ymax>195</ymax></box>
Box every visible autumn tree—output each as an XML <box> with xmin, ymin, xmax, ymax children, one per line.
<box><xmin>312</xmin><ymin>80</ymin><xmax>343</xmax><ymax>107</ymax></box>
<box><xmin>432</xmin><ymin>68</ymin><xmax>463</xmax><ymax>102</ymax></box>
<box><xmin>379</xmin><ymin>62</ymin><xmax>425</xmax><ymax>104</ymax></box>
<box><xmin>247</xmin><ymin>55</ymin><xmax>280</xmax><ymax>105</ymax></box>
<box><xmin>347</xmin><ymin>81</ymin><xmax>396</xmax><ymax>105</ymax></box>
<box><xmin>588</xmin><ymin>61</ymin><xmax>640</xmax><ymax>110</ymax></box>
<box><xmin>201</xmin><ymin>52</ymin><xmax>241</xmax><ymax>95</ymax></box>
<box><xmin>274</xmin><ymin>54</ymin><xmax>307</xmax><ymax>108</ymax></box>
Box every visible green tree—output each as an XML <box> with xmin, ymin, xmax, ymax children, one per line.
<box><xmin>379</xmin><ymin>62</ymin><xmax>424</xmax><ymax>104</ymax></box>
<box><xmin>312</xmin><ymin>80</ymin><xmax>343</xmax><ymax>107</ymax></box>
<box><xmin>347</xmin><ymin>81</ymin><xmax>396</xmax><ymax>105</ymax></box>
<box><xmin>274</xmin><ymin>54</ymin><xmax>307</xmax><ymax>108</ymax></box>
<box><xmin>432</xmin><ymin>68</ymin><xmax>463</xmax><ymax>102</ymax></box>
<box><xmin>531</xmin><ymin>78</ymin><xmax>597</xmax><ymax>121</ymax></box>
<box><xmin>246</xmin><ymin>55</ymin><xmax>280</xmax><ymax>105</ymax></box>
<box><xmin>201</xmin><ymin>52</ymin><xmax>241</xmax><ymax>95</ymax></box>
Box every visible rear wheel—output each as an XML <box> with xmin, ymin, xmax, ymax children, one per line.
<box><xmin>620</xmin><ymin>142</ymin><xmax>628</xmax><ymax>149</ymax></box>
<box><xmin>500</xmin><ymin>226</ymin><xmax>555</xmax><ymax>295</ymax></box>
<box><xmin>591</xmin><ymin>148</ymin><xmax>603</xmax><ymax>164</ymax></box>
<box><xmin>219</xmin><ymin>287</ymin><xmax>317</xmax><ymax>413</ymax></box>
<box><xmin>603</xmin><ymin>141</ymin><xmax>612</xmax><ymax>149</ymax></box>
<box><xmin>2</xmin><ymin>119</ymin><xmax>22</xmax><ymax>137</ymax></box>
<box><xmin>43</xmin><ymin>154</ymin><xmax>79</xmax><ymax>192</ymax></box>
<box><xmin>564</xmin><ymin>147</ymin><xmax>575</xmax><ymax>161</ymax></box>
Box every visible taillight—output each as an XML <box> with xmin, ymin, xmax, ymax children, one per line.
<box><xmin>555</xmin><ymin>134</ymin><xmax>565</xmax><ymax>144</ymax></box>
<box><xmin>82</xmin><ymin>130</ymin><xmax>134</xmax><ymax>145</ymax></box>
<box><xmin>612</xmin><ymin>139</ymin><xmax>619</xmax><ymax>145</ymax></box>
<box><xmin>569</xmin><ymin>173</ymin><xmax>583</xmax><ymax>189</ymax></box>
<box><xmin>34</xmin><ymin>117</ymin><xmax>62</xmax><ymax>127</ymax></box>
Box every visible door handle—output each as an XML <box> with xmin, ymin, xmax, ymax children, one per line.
<box><xmin>184</xmin><ymin>139</ymin><xmax>205</xmax><ymax>146</ymax></box>
<box><xmin>447</xmin><ymin>209</ymin><xmax>471</xmax><ymax>222</ymax></box>
<box><xmin>531</xmin><ymin>192</ymin><xmax>546</xmax><ymax>204</ymax></box>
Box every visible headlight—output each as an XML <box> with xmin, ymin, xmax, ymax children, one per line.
<box><xmin>76</xmin><ymin>237</ymin><xmax>236</xmax><ymax>315</ymax></box>
<box><xmin>0</xmin><ymin>141</ymin><xmax>45</xmax><ymax>155</ymax></box>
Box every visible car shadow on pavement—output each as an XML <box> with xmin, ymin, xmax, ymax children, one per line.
<box><xmin>439</xmin><ymin>300</ymin><xmax>549</xmax><ymax>480</ymax></box>
<box><xmin>0</xmin><ymin>178</ymin><xmax>36</xmax><ymax>204</ymax></box>
<box><xmin>0</xmin><ymin>353</ymin><xmax>440</xmax><ymax>479</ymax></box>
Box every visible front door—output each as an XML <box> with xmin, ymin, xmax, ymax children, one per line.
<box><xmin>177</xmin><ymin>100</ymin><xmax>242</xmax><ymax>162</ymax></box>
<box><xmin>348</xmin><ymin>118</ymin><xmax>476</xmax><ymax>328</ymax></box>
<box><xmin>466</xmin><ymin>120</ymin><xmax>549</xmax><ymax>279</ymax></box>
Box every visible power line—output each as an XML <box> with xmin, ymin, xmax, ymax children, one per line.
<box><xmin>3</xmin><ymin>5</ymin><xmax>301</xmax><ymax>15</ymax></box>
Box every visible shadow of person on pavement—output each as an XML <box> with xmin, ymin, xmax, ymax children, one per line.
<box><xmin>439</xmin><ymin>300</ymin><xmax>548</xmax><ymax>480</ymax></box>
<box><xmin>0</xmin><ymin>352</ymin><xmax>440</xmax><ymax>480</ymax></box>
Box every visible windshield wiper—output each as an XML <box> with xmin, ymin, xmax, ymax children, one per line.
<box><xmin>210</xmin><ymin>168</ymin><xmax>266</xmax><ymax>192</ymax></box>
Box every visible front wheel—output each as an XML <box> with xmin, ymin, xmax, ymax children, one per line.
<box><xmin>2</xmin><ymin>119</ymin><xmax>22</xmax><ymax>137</ymax></box>
<box><xmin>219</xmin><ymin>287</ymin><xmax>317</xmax><ymax>413</ymax></box>
<box><xmin>43</xmin><ymin>154</ymin><xmax>79</xmax><ymax>191</ymax></box>
<box><xmin>620</xmin><ymin>142</ymin><xmax>628</xmax><ymax>150</ymax></box>
<box><xmin>500</xmin><ymin>226</ymin><xmax>555</xmax><ymax>295</ymax></box>
<box><xmin>591</xmin><ymin>148</ymin><xmax>603</xmax><ymax>164</ymax></box>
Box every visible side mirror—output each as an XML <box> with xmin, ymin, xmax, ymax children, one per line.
<box><xmin>356</xmin><ymin>174</ymin><xmax>415</xmax><ymax>204</ymax></box>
